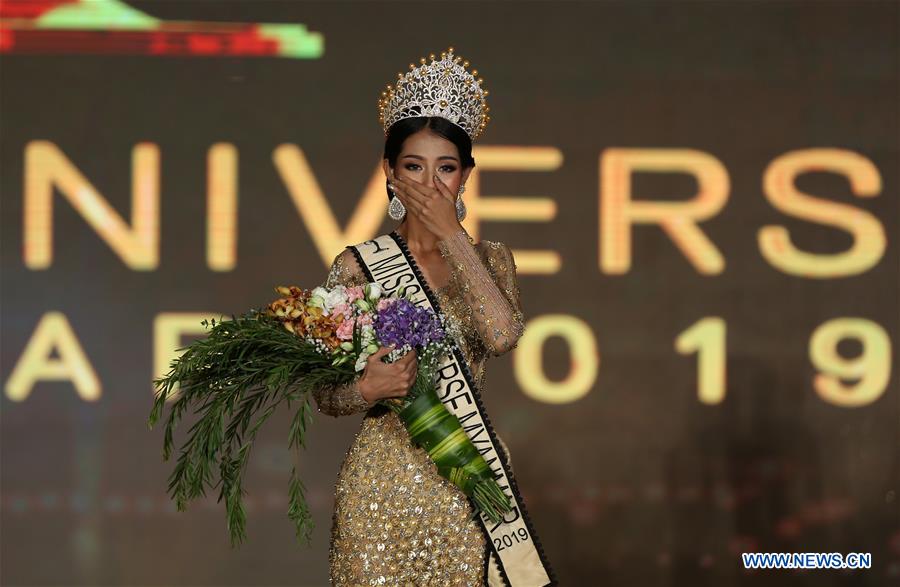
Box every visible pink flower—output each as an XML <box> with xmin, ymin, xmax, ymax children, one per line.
<box><xmin>376</xmin><ymin>298</ymin><xmax>393</xmax><ymax>311</ymax></box>
<box><xmin>346</xmin><ymin>286</ymin><xmax>365</xmax><ymax>303</ymax></box>
<box><xmin>332</xmin><ymin>302</ymin><xmax>353</xmax><ymax>320</ymax></box>
<box><xmin>336</xmin><ymin>316</ymin><xmax>356</xmax><ymax>340</ymax></box>
<box><xmin>358</xmin><ymin>313</ymin><xmax>373</xmax><ymax>326</ymax></box>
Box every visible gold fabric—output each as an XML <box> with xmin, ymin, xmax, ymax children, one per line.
<box><xmin>313</xmin><ymin>228</ymin><xmax>524</xmax><ymax>586</ymax></box>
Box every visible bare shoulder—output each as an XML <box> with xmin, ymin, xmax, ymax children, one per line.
<box><xmin>326</xmin><ymin>247</ymin><xmax>366</xmax><ymax>287</ymax></box>
<box><xmin>331</xmin><ymin>247</ymin><xmax>358</xmax><ymax>270</ymax></box>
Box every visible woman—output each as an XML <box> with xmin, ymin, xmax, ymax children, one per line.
<box><xmin>313</xmin><ymin>48</ymin><xmax>551</xmax><ymax>586</ymax></box>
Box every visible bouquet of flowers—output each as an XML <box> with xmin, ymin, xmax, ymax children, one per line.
<box><xmin>147</xmin><ymin>282</ymin><xmax>511</xmax><ymax>547</ymax></box>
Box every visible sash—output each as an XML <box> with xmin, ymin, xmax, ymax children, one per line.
<box><xmin>349</xmin><ymin>231</ymin><xmax>556</xmax><ymax>587</ymax></box>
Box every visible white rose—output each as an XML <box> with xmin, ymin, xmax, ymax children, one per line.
<box><xmin>324</xmin><ymin>285</ymin><xmax>347</xmax><ymax>312</ymax></box>
<box><xmin>308</xmin><ymin>286</ymin><xmax>329</xmax><ymax>311</ymax></box>
<box><xmin>365</xmin><ymin>283</ymin><xmax>382</xmax><ymax>300</ymax></box>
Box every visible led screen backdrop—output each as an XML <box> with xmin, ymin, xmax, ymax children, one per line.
<box><xmin>1</xmin><ymin>1</ymin><xmax>898</xmax><ymax>585</ymax></box>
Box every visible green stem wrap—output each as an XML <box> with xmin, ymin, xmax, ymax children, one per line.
<box><xmin>398</xmin><ymin>385</ymin><xmax>512</xmax><ymax>523</ymax></box>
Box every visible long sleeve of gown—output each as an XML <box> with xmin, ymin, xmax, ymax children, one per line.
<box><xmin>311</xmin><ymin>249</ymin><xmax>376</xmax><ymax>417</ymax></box>
<box><xmin>436</xmin><ymin>228</ymin><xmax>526</xmax><ymax>357</ymax></box>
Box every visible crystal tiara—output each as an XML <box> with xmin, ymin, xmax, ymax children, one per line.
<box><xmin>377</xmin><ymin>46</ymin><xmax>491</xmax><ymax>141</ymax></box>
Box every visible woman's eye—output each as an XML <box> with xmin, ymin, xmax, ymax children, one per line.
<box><xmin>403</xmin><ymin>164</ymin><xmax>457</xmax><ymax>173</ymax></box>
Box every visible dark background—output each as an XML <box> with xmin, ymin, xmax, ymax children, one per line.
<box><xmin>1</xmin><ymin>1</ymin><xmax>898</xmax><ymax>585</ymax></box>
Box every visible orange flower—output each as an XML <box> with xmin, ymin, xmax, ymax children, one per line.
<box><xmin>267</xmin><ymin>285</ymin><xmax>314</xmax><ymax>324</ymax></box>
<box><xmin>265</xmin><ymin>285</ymin><xmax>351</xmax><ymax>349</ymax></box>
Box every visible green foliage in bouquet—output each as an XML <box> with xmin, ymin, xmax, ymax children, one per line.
<box><xmin>147</xmin><ymin>308</ymin><xmax>360</xmax><ymax>548</ymax></box>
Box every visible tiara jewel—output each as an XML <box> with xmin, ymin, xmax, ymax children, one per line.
<box><xmin>377</xmin><ymin>46</ymin><xmax>491</xmax><ymax>141</ymax></box>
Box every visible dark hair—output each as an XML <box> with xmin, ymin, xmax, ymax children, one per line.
<box><xmin>383</xmin><ymin>116</ymin><xmax>476</xmax><ymax>200</ymax></box>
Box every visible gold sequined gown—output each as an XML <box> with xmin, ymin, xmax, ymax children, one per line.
<box><xmin>312</xmin><ymin>228</ymin><xmax>525</xmax><ymax>586</ymax></box>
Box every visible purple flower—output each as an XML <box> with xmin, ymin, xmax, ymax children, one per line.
<box><xmin>373</xmin><ymin>298</ymin><xmax>446</xmax><ymax>350</ymax></box>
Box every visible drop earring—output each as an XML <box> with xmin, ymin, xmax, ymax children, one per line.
<box><xmin>455</xmin><ymin>185</ymin><xmax>467</xmax><ymax>221</ymax></box>
<box><xmin>388</xmin><ymin>185</ymin><xmax>406</xmax><ymax>220</ymax></box>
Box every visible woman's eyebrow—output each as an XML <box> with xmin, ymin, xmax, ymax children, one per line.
<box><xmin>400</xmin><ymin>154</ymin><xmax>460</xmax><ymax>162</ymax></box>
